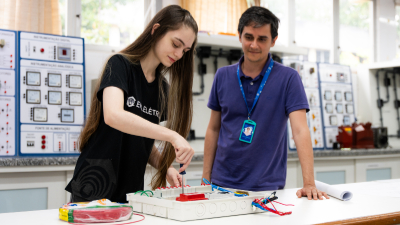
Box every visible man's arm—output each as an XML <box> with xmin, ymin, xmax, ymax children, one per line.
<box><xmin>289</xmin><ymin>109</ymin><xmax>329</xmax><ymax>200</ymax></box>
<box><xmin>202</xmin><ymin>110</ymin><xmax>221</xmax><ymax>183</ymax></box>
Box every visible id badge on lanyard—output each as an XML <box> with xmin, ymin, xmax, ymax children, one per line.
<box><xmin>237</xmin><ymin>59</ymin><xmax>274</xmax><ymax>143</ymax></box>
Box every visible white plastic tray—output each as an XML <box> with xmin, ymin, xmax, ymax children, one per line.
<box><xmin>127</xmin><ymin>185</ymin><xmax>266</xmax><ymax>221</ymax></box>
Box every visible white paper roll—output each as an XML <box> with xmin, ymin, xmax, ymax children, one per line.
<box><xmin>315</xmin><ymin>180</ymin><xmax>353</xmax><ymax>201</ymax></box>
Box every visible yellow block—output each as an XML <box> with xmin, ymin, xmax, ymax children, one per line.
<box><xmin>59</xmin><ymin>208</ymin><xmax>69</xmax><ymax>222</ymax></box>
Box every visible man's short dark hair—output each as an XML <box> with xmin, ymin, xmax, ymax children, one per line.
<box><xmin>238</xmin><ymin>6</ymin><xmax>280</xmax><ymax>40</ymax></box>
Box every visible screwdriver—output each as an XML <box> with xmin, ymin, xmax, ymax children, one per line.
<box><xmin>180</xmin><ymin>164</ymin><xmax>186</xmax><ymax>194</ymax></box>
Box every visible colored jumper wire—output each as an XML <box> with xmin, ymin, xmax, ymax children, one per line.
<box><xmin>202</xmin><ymin>178</ymin><xmax>247</xmax><ymax>197</ymax></box>
<box><xmin>252</xmin><ymin>192</ymin><xmax>294</xmax><ymax>216</ymax></box>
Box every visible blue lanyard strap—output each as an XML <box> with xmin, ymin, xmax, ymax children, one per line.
<box><xmin>237</xmin><ymin>59</ymin><xmax>274</xmax><ymax>120</ymax></box>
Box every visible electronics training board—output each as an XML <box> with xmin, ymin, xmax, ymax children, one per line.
<box><xmin>127</xmin><ymin>185</ymin><xmax>267</xmax><ymax>221</ymax></box>
<box><xmin>283</xmin><ymin>60</ymin><xmax>325</xmax><ymax>150</ymax></box>
<box><xmin>318</xmin><ymin>63</ymin><xmax>355</xmax><ymax>149</ymax></box>
<box><xmin>18</xmin><ymin>31</ymin><xmax>85</xmax><ymax>156</ymax></box>
<box><xmin>0</xmin><ymin>29</ymin><xmax>17</xmax><ymax>156</ymax></box>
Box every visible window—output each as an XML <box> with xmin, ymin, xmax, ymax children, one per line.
<box><xmin>396</xmin><ymin>6</ymin><xmax>400</xmax><ymax>59</ymax></box>
<box><xmin>261</xmin><ymin>0</ymin><xmax>288</xmax><ymax>46</ymax></box>
<box><xmin>295</xmin><ymin>0</ymin><xmax>332</xmax><ymax>62</ymax></box>
<box><xmin>81</xmin><ymin>0</ymin><xmax>144</xmax><ymax>47</ymax></box>
<box><xmin>339</xmin><ymin>0</ymin><xmax>370</xmax><ymax>67</ymax></box>
<box><xmin>59</xmin><ymin>0</ymin><xmax>67</xmax><ymax>36</ymax></box>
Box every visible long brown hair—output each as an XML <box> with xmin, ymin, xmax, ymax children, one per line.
<box><xmin>78</xmin><ymin>5</ymin><xmax>198</xmax><ymax>190</ymax></box>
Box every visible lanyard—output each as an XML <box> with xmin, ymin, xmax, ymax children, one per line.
<box><xmin>237</xmin><ymin>59</ymin><xmax>274</xmax><ymax>120</ymax></box>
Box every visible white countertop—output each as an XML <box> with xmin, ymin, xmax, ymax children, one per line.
<box><xmin>1</xmin><ymin>179</ymin><xmax>399</xmax><ymax>225</ymax></box>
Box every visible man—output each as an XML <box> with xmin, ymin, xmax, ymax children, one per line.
<box><xmin>202</xmin><ymin>6</ymin><xmax>329</xmax><ymax>200</ymax></box>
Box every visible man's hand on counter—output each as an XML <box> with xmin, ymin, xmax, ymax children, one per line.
<box><xmin>296</xmin><ymin>184</ymin><xmax>330</xmax><ymax>200</ymax></box>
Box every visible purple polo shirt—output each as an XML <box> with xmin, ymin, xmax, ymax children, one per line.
<box><xmin>207</xmin><ymin>53</ymin><xmax>309</xmax><ymax>191</ymax></box>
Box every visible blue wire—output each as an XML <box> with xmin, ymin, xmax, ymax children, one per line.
<box><xmin>251</xmin><ymin>202</ymin><xmax>276</xmax><ymax>212</ymax></box>
<box><xmin>202</xmin><ymin>178</ymin><xmax>247</xmax><ymax>197</ymax></box>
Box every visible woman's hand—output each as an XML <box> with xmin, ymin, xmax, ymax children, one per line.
<box><xmin>170</xmin><ymin>133</ymin><xmax>194</xmax><ymax>172</ymax></box>
<box><xmin>166</xmin><ymin>167</ymin><xmax>183</xmax><ymax>187</ymax></box>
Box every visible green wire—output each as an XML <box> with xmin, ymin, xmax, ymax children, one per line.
<box><xmin>133</xmin><ymin>190</ymin><xmax>153</xmax><ymax>197</ymax></box>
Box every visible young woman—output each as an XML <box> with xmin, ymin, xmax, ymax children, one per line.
<box><xmin>65</xmin><ymin>5</ymin><xmax>198</xmax><ymax>203</ymax></box>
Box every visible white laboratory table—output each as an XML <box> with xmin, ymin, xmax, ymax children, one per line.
<box><xmin>0</xmin><ymin>179</ymin><xmax>399</xmax><ymax>225</ymax></box>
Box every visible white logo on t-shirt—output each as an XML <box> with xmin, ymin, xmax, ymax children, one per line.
<box><xmin>127</xmin><ymin>97</ymin><xmax>136</xmax><ymax>107</ymax></box>
<box><xmin>126</xmin><ymin>96</ymin><xmax>161</xmax><ymax>118</ymax></box>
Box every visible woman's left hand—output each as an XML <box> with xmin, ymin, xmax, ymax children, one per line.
<box><xmin>166</xmin><ymin>167</ymin><xmax>183</xmax><ymax>187</ymax></box>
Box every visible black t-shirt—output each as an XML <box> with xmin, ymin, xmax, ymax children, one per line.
<box><xmin>65</xmin><ymin>54</ymin><xmax>168</xmax><ymax>203</ymax></box>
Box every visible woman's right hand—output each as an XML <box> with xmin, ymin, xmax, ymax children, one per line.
<box><xmin>170</xmin><ymin>132</ymin><xmax>194</xmax><ymax>173</ymax></box>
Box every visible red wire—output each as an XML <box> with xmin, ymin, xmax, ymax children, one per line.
<box><xmin>273</xmin><ymin>201</ymin><xmax>294</xmax><ymax>206</ymax></box>
<box><xmin>68</xmin><ymin>212</ymin><xmax>145</xmax><ymax>225</ymax></box>
<box><xmin>254</xmin><ymin>198</ymin><xmax>292</xmax><ymax>216</ymax></box>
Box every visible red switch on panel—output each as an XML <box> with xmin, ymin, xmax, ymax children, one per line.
<box><xmin>42</xmin><ymin>140</ymin><xmax>46</xmax><ymax>144</ymax></box>
<box><xmin>40</xmin><ymin>48</ymin><xmax>44</xmax><ymax>53</ymax></box>
<box><xmin>42</xmin><ymin>135</ymin><xmax>46</xmax><ymax>139</ymax></box>
<box><xmin>176</xmin><ymin>193</ymin><xmax>208</xmax><ymax>202</ymax></box>
<box><xmin>41</xmin><ymin>145</ymin><xmax>45</xmax><ymax>149</ymax></box>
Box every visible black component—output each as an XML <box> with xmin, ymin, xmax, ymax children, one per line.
<box><xmin>187</xmin><ymin>129</ymin><xmax>195</xmax><ymax>141</ymax></box>
<box><xmin>384</xmin><ymin>77</ymin><xmax>391</xmax><ymax>87</ymax></box>
<box><xmin>376</xmin><ymin>70</ymin><xmax>384</xmax><ymax>127</ymax></box>
<box><xmin>271</xmin><ymin>54</ymin><xmax>282</xmax><ymax>63</ymax></box>
<box><xmin>383</xmin><ymin>71</ymin><xmax>392</xmax><ymax>104</ymax></box>
<box><xmin>372</xmin><ymin>127</ymin><xmax>388</xmax><ymax>148</ymax></box>
<box><xmin>227</xmin><ymin>49</ymin><xmax>242</xmax><ymax>65</ymax></box>
<box><xmin>377</xmin><ymin>99</ymin><xmax>384</xmax><ymax>108</ymax></box>
<box><xmin>193</xmin><ymin>47</ymin><xmax>212</xmax><ymax>96</ymax></box>
<box><xmin>197</xmin><ymin>46</ymin><xmax>212</xmax><ymax>58</ymax></box>
<box><xmin>332</xmin><ymin>142</ymin><xmax>341</xmax><ymax>150</ymax></box>
<box><xmin>395</xmin><ymin>100</ymin><xmax>400</xmax><ymax>109</ymax></box>
<box><xmin>213</xmin><ymin>48</ymin><xmax>223</xmax><ymax>73</ymax></box>
<box><xmin>198</xmin><ymin>63</ymin><xmax>207</xmax><ymax>75</ymax></box>
<box><xmin>265</xmin><ymin>196</ymin><xmax>278</xmax><ymax>204</ymax></box>
<box><xmin>392</xmin><ymin>69</ymin><xmax>400</xmax><ymax>134</ymax></box>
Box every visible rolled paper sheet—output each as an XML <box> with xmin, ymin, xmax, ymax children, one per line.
<box><xmin>315</xmin><ymin>180</ymin><xmax>353</xmax><ymax>201</ymax></box>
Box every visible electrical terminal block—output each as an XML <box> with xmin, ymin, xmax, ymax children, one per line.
<box><xmin>194</xmin><ymin>184</ymin><xmax>212</xmax><ymax>192</ymax></box>
<box><xmin>155</xmin><ymin>185</ymin><xmax>196</xmax><ymax>198</ymax></box>
<box><xmin>204</xmin><ymin>192</ymin><xmax>235</xmax><ymax>199</ymax></box>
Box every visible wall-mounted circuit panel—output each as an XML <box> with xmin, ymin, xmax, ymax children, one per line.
<box><xmin>0</xmin><ymin>29</ymin><xmax>17</xmax><ymax>157</ymax></box>
<box><xmin>19</xmin><ymin>60</ymin><xmax>84</xmax><ymax>124</ymax></box>
<box><xmin>284</xmin><ymin>60</ymin><xmax>325</xmax><ymax>150</ymax></box>
<box><xmin>0</xmin><ymin>29</ymin><xmax>16</xmax><ymax>69</ymax></box>
<box><xmin>20</xmin><ymin>125</ymin><xmax>81</xmax><ymax>154</ymax></box>
<box><xmin>284</xmin><ymin>60</ymin><xmax>319</xmax><ymax>88</ymax></box>
<box><xmin>318</xmin><ymin>63</ymin><xmax>355</xmax><ymax>149</ymax></box>
<box><xmin>0</xmin><ymin>97</ymin><xmax>16</xmax><ymax>156</ymax></box>
<box><xmin>19</xmin><ymin>32</ymin><xmax>83</xmax><ymax>64</ymax></box>
<box><xmin>0</xmin><ymin>69</ymin><xmax>15</xmax><ymax>96</ymax></box>
<box><xmin>18</xmin><ymin>31</ymin><xmax>85</xmax><ymax>156</ymax></box>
